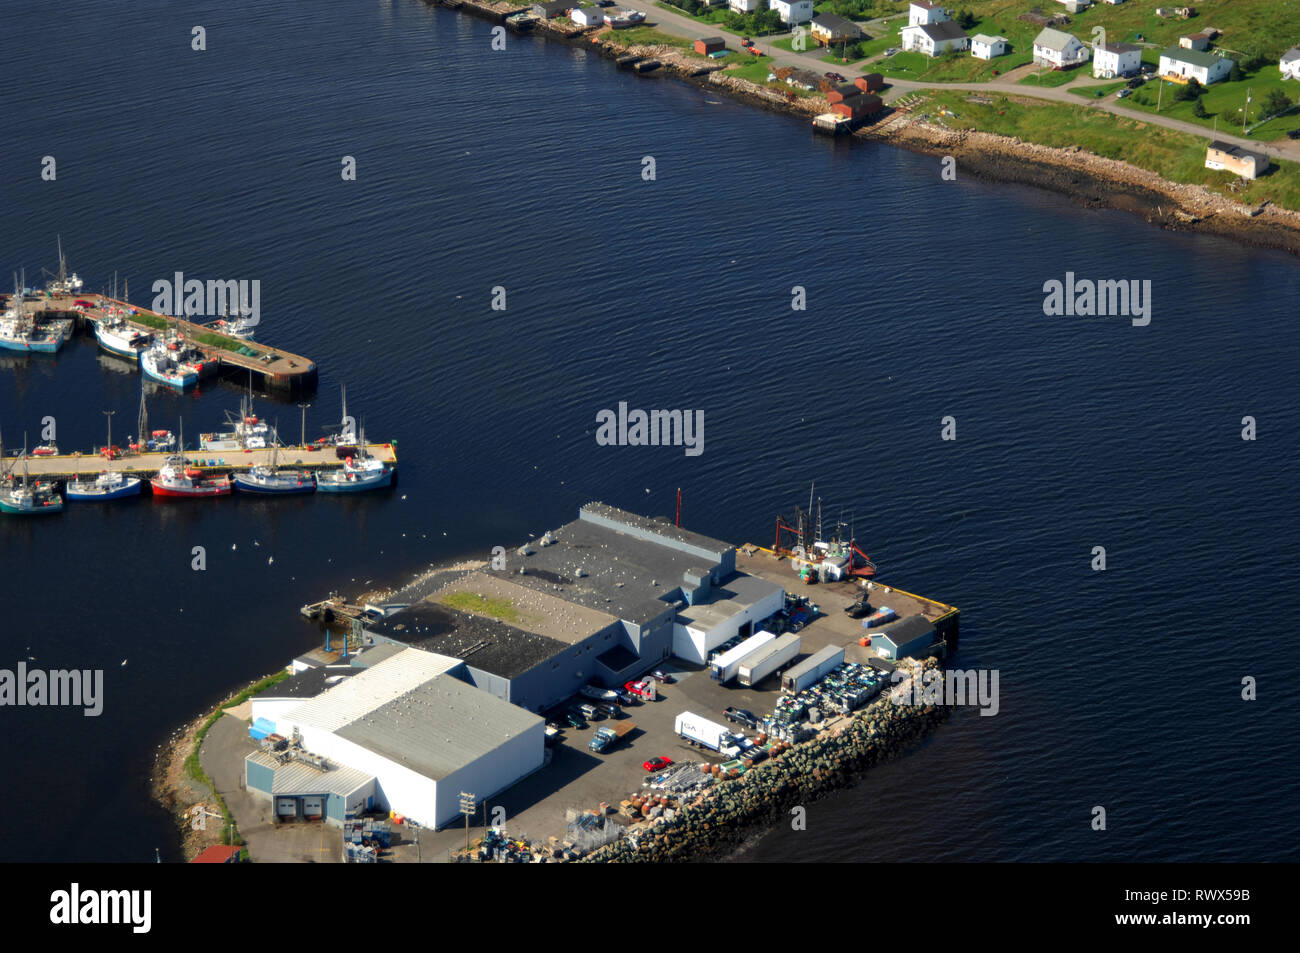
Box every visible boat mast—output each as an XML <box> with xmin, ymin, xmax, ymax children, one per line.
<box><xmin>137</xmin><ymin>384</ymin><xmax>148</xmax><ymax>450</ymax></box>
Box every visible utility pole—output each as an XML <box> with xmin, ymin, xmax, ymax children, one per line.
<box><xmin>1243</xmin><ymin>87</ymin><xmax>1252</xmax><ymax>135</ymax></box>
<box><xmin>459</xmin><ymin>791</ymin><xmax>477</xmax><ymax>860</ymax></box>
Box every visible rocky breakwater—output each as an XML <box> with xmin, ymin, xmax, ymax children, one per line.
<box><xmin>583</xmin><ymin>658</ymin><xmax>949</xmax><ymax>863</ymax></box>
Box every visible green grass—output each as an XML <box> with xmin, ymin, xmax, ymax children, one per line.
<box><xmin>1019</xmin><ymin>65</ymin><xmax>1088</xmax><ymax>88</ymax></box>
<box><xmin>946</xmin><ymin>0</ymin><xmax>1300</xmax><ymax>61</ymax></box>
<box><xmin>610</xmin><ymin>25</ymin><xmax>694</xmax><ymax>51</ymax></box>
<box><xmin>920</xmin><ymin>89</ymin><xmax>1300</xmax><ymax>211</ymax></box>
<box><xmin>1119</xmin><ymin>66</ymin><xmax>1300</xmax><ymax>141</ymax></box>
<box><xmin>439</xmin><ymin>590</ymin><xmax>527</xmax><ymax>624</ymax></box>
<box><xmin>1069</xmin><ymin>80</ymin><xmax>1128</xmax><ymax>99</ymax></box>
<box><xmin>727</xmin><ymin>57</ymin><xmax>781</xmax><ymax>84</ymax></box>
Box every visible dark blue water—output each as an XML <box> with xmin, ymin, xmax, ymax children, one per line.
<box><xmin>1</xmin><ymin>0</ymin><xmax>1296</xmax><ymax>863</ymax></box>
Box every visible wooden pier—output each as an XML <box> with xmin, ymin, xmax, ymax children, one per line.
<box><xmin>18</xmin><ymin>292</ymin><xmax>319</xmax><ymax>397</ymax></box>
<box><xmin>7</xmin><ymin>443</ymin><xmax>397</xmax><ymax>480</ymax></box>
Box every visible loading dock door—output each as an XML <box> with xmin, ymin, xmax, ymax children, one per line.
<box><xmin>276</xmin><ymin>798</ymin><xmax>298</xmax><ymax>818</ymax></box>
<box><xmin>303</xmin><ymin>796</ymin><xmax>323</xmax><ymax>820</ymax></box>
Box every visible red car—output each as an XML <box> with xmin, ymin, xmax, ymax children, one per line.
<box><xmin>643</xmin><ymin>757</ymin><xmax>674</xmax><ymax>772</ymax></box>
<box><xmin>624</xmin><ymin>679</ymin><xmax>655</xmax><ymax>699</ymax></box>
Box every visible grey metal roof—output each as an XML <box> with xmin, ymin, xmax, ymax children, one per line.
<box><xmin>335</xmin><ymin>674</ymin><xmax>542</xmax><ymax>781</ymax></box>
<box><xmin>873</xmin><ymin>614</ymin><xmax>935</xmax><ymax>648</ymax></box>
<box><xmin>918</xmin><ymin>21</ymin><xmax>966</xmax><ymax>42</ymax></box>
<box><xmin>247</xmin><ymin>751</ymin><xmax>375</xmax><ymax>797</ymax></box>
<box><xmin>262</xmin><ymin>666</ymin><xmax>355</xmax><ymax>700</ymax></box>
<box><xmin>676</xmin><ymin>573</ymin><xmax>783</xmax><ymax>634</ymax></box>
<box><xmin>1282</xmin><ymin>47</ymin><xmax>1300</xmax><ymax>63</ymax></box>
<box><xmin>284</xmin><ymin>648</ymin><xmax>463</xmax><ymax>732</ymax></box>
<box><xmin>1160</xmin><ymin>45</ymin><xmax>1229</xmax><ymax>69</ymax></box>
<box><xmin>812</xmin><ymin>13</ymin><xmax>858</xmax><ymax>32</ymax></box>
<box><xmin>1209</xmin><ymin>141</ymin><xmax>1268</xmax><ymax>164</ymax></box>
<box><xmin>1095</xmin><ymin>41</ymin><xmax>1141</xmax><ymax>54</ymax></box>
<box><xmin>1034</xmin><ymin>27</ymin><xmax>1080</xmax><ymax>52</ymax></box>
<box><xmin>783</xmin><ymin>644</ymin><xmax>845</xmax><ymax>680</ymax></box>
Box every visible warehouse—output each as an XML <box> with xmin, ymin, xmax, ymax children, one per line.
<box><xmin>250</xmin><ymin>647</ymin><xmax>544</xmax><ymax>829</ymax></box>
<box><xmin>869</xmin><ymin>615</ymin><xmax>936</xmax><ymax>660</ymax></box>
<box><xmin>360</xmin><ymin>503</ymin><xmax>784</xmax><ymax>710</ymax></box>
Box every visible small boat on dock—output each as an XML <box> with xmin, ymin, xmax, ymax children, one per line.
<box><xmin>0</xmin><ymin>446</ymin><xmax>64</xmax><ymax>515</ymax></box>
<box><xmin>200</xmin><ymin>394</ymin><xmax>271</xmax><ymax>451</ymax></box>
<box><xmin>316</xmin><ymin>430</ymin><xmax>392</xmax><ymax>493</ymax></box>
<box><xmin>141</xmin><ymin>335</ymin><xmax>200</xmax><ymax>390</ymax></box>
<box><xmin>67</xmin><ymin>413</ymin><xmax>143</xmax><ymax>501</ymax></box>
<box><xmin>233</xmin><ymin>436</ymin><xmax>316</xmax><ymax>495</ymax></box>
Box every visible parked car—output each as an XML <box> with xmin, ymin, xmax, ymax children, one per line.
<box><xmin>642</xmin><ymin>757</ymin><xmax>674</xmax><ymax>772</ymax></box>
<box><xmin>724</xmin><ymin>707</ymin><xmax>759</xmax><ymax>729</ymax></box>
<box><xmin>884</xmin><ymin>47</ymin><xmax>900</xmax><ymax>56</ymax></box>
<box><xmin>824</xmin><ymin>71</ymin><xmax>846</xmax><ymax>83</ymax></box>
<box><xmin>615</xmin><ymin>690</ymin><xmax>637</xmax><ymax>705</ymax></box>
<box><xmin>565</xmin><ymin>712</ymin><xmax>587</xmax><ymax>729</ymax></box>
<box><xmin>577</xmin><ymin>703</ymin><xmax>601</xmax><ymax>721</ymax></box>
<box><xmin>1126</xmin><ymin>76</ymin><xmax>1144</xmax><ymax>89</ymax></box>
<box><xmin>1289</xmin><ymin>129</ymin><xmax>1300</xmax><ymax>140</ymax></box>
<box><xmin>1117</xmin><ymin>87</ymin><xmax>1132</xmax><ymax>98</ymax></box>
<box><xmin>597</xmin><ymin>703</ymin><xmax>620</xmax><ymax>719</ymax></box>
<box><xmin>650</xmin><ymin>669</ymin><xmax>674</xmax><ymax>683</ymax></box>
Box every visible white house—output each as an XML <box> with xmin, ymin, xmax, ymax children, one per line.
<box><xmin>1281</xmin><ymin>47</ymin><xmax>1300</xmax><ymax>81</ymax></box>
<box><xmin>901</xmin><ymin>20</ymin><xmax>969</xmax><ymax>57</ymax></box>
<box><xmin>970</xmin><ymin>34</ymin><xmax>1009</xmax><ymax>60</ymax></box>
<box><xmin>770</xmin><ymin>0</ymin><xmax>814</xmax><ymax>24</ymax></box>
<box><xmin>1057</xmin><ymin>0</ymin><xmax>1092</xmax><ymax>13</ymax></box>
<box><xmin>1092</xmin><ymin>41</ymin><xmax>1142</xmax><ymax>78</ymax></box>
<box><xmin>1032</xmin><ymin>27</ymin><xmax>1089</xmax><ymax>69</ymax></box>
<box><xmin>728</xmin><ymin>0</ymin><xmax>758</xmax><ymax>12</ymax></box>
<box><xmin>570</xmin><ymin>5</ymin><xmax>604</xmax><ymax>26</ymax></box>
<box><xmin>1159</xmin><ymin>46</ymin><xmax>1234</xmax><ymax>85</ymax></box>
<box><xmin>908</xmin><ymin>1</ymin><xmax>950</xmax><ymax>27</ymax></box>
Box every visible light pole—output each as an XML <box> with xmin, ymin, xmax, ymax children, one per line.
<box><xmin>103</xmin><ymin>410</ymin><xmax>115</xmax><ymax>453</ymax></box>
<box><xmin>459</xmin><ymin>792</ymin><xmax>477</xmax><ymax>859</ymax></box>
<box><xmin>298</xmin><ymin>402</ymin><xmax>311</xmax><ymax>449</ymax></box>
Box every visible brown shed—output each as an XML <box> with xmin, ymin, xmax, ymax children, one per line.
<box><xmin>856</xmin><ymin>73</ymin><xmax>885</xmax><ymax>92</ymax></box>
<box><xmin>694</xmin><ymin>36</ymin><xmax>726</xmax><ymax>55</ymax></box>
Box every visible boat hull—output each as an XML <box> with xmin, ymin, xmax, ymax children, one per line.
<box><xmin>0</xmin><ymin>336</ymin><xmax>62</xmax><ymax>354</ymax></box>
<box><xmin>94</xmin><ymin>328</ymin><xmax>146</xmax><ymax>360</ymax></box>
<box><xmin>150</xmin><ymin>478</ymin><xmax>232</xmax><ymax>498</ymax></box>
<box><xmin>315</xmin><ymin>467</ymin><xmax>393</xmax><ymax>493</ymax></box>
<box><xmin>66</xmin><ymin>478</ymin><xmax>144</xmax><ymax>501</ymax></box>
<box><xmin>233</xmin><ymin>474</ymin><xmax>316</xmax><ymax>494</ymax></box>
<box><xmin>141</xmin><ymin>362</ymin><xmax>198</xmax><ymax>389</ymax></box>
<box><xmin>0</xmin><ymin>497</ymin><xmax>64</xmax><ymax>514</ymax></box>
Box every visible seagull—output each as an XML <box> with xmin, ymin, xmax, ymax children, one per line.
<box><xmin>254</xmin><ymin>540</ymin><xmax>260</xmax><ymax>547</ymax></box>
<box><xmin>121</xmin><ymin>659</ymin><xmax>128</xmax><ymax>667</ymax></box>
<box><xmin>231</xmin><ymin>543</ymin><xmax>237</xmax><ymax>550</ymax></box>
<box><xmin>401</xmin><ymin>494</ymin><xmax>407</xmax><ymax>500</ymax></box>
<box><xmin>268</xmin><ymin>556</ymin><xmax>274</xmax><ymax>565</ymax></box>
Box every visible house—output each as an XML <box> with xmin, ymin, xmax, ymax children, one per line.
<box><xmin>856</xmin><ymin>73</ymin><xmax>885</xmax><ymax>92</ymax></box>
<box><xmin>1092</xmin><ymin>41</ymin><xmax>1142</xmax><ymax>78</ymax></box>
<box><xmin>728</xmin><ymin>0</ymin><xmax>758</xmax><ymax>11</ymax></box>
<box><xmin>1032</xmin><ymin>27</ymin><xmax>1089</xmax><ymax>69</ymax></box>
<box><xmin>190</xmin><ymin>845</ymin><xmax>241</xmax><ymax>864</ymax></box>
<box><xmin>908</xmin><ymin>1</ymin><xmax>950</xmax><ymax>27</ymax></box>
<box><xmin>531</xmin><ymin>1</ymin><xmax>569</xmax><ymax>18</ymax></box>
<box><xmin>1281</xmin><ymin>47</ymin><xmax>1300</xmax><ymax>81</ymax></box>
<box><xmin>970</xmin><ymin>34</ymin><xmax>1009</xmax><ymax>60</ymax></box>
<box><xmin>901</xmin><ymin>21</ymin><xmax>969</xmax><ymax>57</ymax></box>
<box><xmin>769</xmin><ymin>0</ymin><xmax>814</xmax><ymax>24</ymax></box>
<box><xmin>810</xmin><ymin>13</ymin><xmax>862</xmax><ymax>47</ymax></box>
<box><xmin>1159</xmin><ymin>46</ymin><xmax>1233</xmax><ymax>85</ymax></box>
<box><xmin>1205</xmin><ymin>141</ymin><xmax>1270</xmax><ymax>180</ymax></box>
<box><xmin>832</xmin><ymin>92</ymin><xmax>884</xmax><ymax>120</ymax></box>
<box><xmin>693</xmin><ymin>36</ymin><xmax>726</xmax><ymax>56</ymax></box>
<box><xmin>1179</xmin><ymin>32</ymin><xmax>1211</xmax><ymax>51</ymax></box>
<box><xmin>1057</xmin><ymin>0</ymin><xmax>1092</xmax><ymax>13</ymax></box>
<box><xmin>570</xmin><ymin>6</ymin><xmax>605</xmax><ymax>26</ymax></box>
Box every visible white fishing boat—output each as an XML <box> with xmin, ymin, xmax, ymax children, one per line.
<box><xmin>67</xmin><ymin>413</ymin><xmax>143</xmax><ymax>501</ymax></box>
<box><xmin>43</xmin><ymin>236</ymin><xmax>83</xmax><ymax>296</ymax></box>
<box><xmin>150</xmin><ymin>421</ymin><xmax>231</xmax><ymax>498</ymax></box>
<box><xmin>93</xmin><ymin>312</ymin><xmax>150</xmax><ymax>359</ymax></box>
<box><xmin>0</xmin><ymin>271</ymin><xmax>65</xmax><ymax>354</ymax></box>
<box><xmin>0</xmin><ymin>443</ymin><xmax>63</xmax><ymax>515</ymax></box>
<box><xmin>141</xmin><ymin>335</ymin><xmax>199</xmax><ymax>389</ymax></box>
<box><xmin>233</xmin><ymin>434</ymin><xmax>315</xmax><ymax>494</ymax></box>
<box><xmin>200</xmin><ymin>392</ymin><xmax>271</xmax><ymax>451</ymax></box>
<box><xmin>316</xmin><ymin>428</ymin><xmax>392</xmax><ymax>493</ymax></box>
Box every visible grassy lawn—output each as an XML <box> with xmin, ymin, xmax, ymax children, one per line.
<box><xmin>1119</xmin><ymin>67</ymin><xmax>1300</xmax><ymax>141</ymax></box>
<box><xmin>856</xmin><ymin>17</ymin><xmax>906</xmax><ymax>58</ymax></box>
<box><xmin>950</xmin><ymin>0</ymin><xmax>1300</xmax><ymax>59</ymax></box>
<box><xmin>1019</xmin><ymin>65</ymin><xmax>1089</xmax><ymax>88</ymax></box>
<box><xmin>609</xmin><ymin>26</ymin><xmax>694</xmax><ymax>51</ymax></box>
<box><xmin>727</xmin><ymin>57</ymin><xmax>782</xmax><ymax>85</ymax></box>
<box><xmin>919</xmin><ymin>89</ymin><xmax>1300</xmax><ymax>211</ymax></box>
<box><xmin>1069</xmin><ymin>80</ymin><xmax>1128</xmax><ymax>100</ymax></box>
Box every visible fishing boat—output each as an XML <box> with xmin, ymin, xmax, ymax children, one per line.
<box><xmin>150</xmin><ymin>422</ymin><xmax>232</xmax><ymax>498</ymax></box>
<box><xmin>233</xmin><ymin>435</ymin><xmax>315</xmax><ymax>494</ymax></box>
<box><xmin>140</xmin><ymin>335</ymin><xmax>199</xmax><ymax>390</ymax></box>
<box><xmin>43</xmin><ymin>237</ymin><xmax>83</xmax><ymax>296</ymax></box>
<box><xmin>93</xmin><ymin>312</ymin><xmax>149</xmax><ymax>359</ymax></box>
<box><xmin>31</xmin><ymin>441</ymin><xmax>58</xmax><ymax>456</ymax></box>
<box><xmin>208</xmin><ymin>302</ymin><xmax>257</xmax><ymax>341</ymax></box>
<box><xmin>0</xmin><ymin>445</ymin><xmax>64</xmax><ymax>515</ymax></box>
<box><xmin>200</xmin><ymin>394</ymin><xmax>270</xmax><ymax>451</ymax></box>
<box><xmin>0</xmin><ymin>271</ymin><xmax>65</xmax><ymax>353</ymax></box>
<box><xmin>316</xmin><ymin>429</ymin><xmax>392</xmax><ymax>493</ymax></box>
<box><xmin>67</xmin><ymin>413</ymin><xmax>143</xmax><ymax>501</ymax></box>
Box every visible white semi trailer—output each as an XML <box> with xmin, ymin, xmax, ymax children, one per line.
<box><xmin>736</xmin><ymin>634</ymin><xmax>802</xmax><ymax>687</ymax></box>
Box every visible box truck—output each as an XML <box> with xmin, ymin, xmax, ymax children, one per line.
<box><xmin>781</xmin><ymin>644</ymin><xmax>846</xmax><ymax>693</ymax></box>
<box><xmin>737</xmin><ymin>634</ymin><xmax>801</xmax><ymax>687</ymax></box>
<box><xmin>709</xmin><ymin>631</ymin><xmax>776</xmax><ymax>683</ymax></box>
<box><xmin>675</xmin><ymin>711</ymin><xmax>746</xmax><ymax>758</ymax></box>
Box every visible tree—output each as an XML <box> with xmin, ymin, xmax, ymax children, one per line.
<box><xmin>956</xmin><ymin>9</ymin><xmax>977</xmax><ymax>30</ymax></box>
<box><xmin>1262</xmin><ymin>88</ymin><xmax>1292</xmax><ymax>118</ymax></box>
<box><xmin>1175</xmin><ymin>77</ymin><xmax>1202</xmax><ymax>102</ymax></box>
<box><xmin>1192</xmin><ymin>96</ymin><xmax>1208</xmax><ymax>118</ymax></box>
<box><xmin>1228</xmin><ymin>61</ymin><xmax>1242</xmax><ymax>83</ymax></box>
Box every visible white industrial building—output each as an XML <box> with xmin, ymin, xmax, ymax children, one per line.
<box><xmin>248</xmin><ymin>648</ymin><xmax>544</xmax><ymax>829</ymax></box>
<box><xmin>672</xmin><ymin>572</ymin><xmax>786</xmax><ymax>664</ymax></box>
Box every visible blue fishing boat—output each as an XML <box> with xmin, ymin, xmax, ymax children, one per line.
<box><xmin>315</xmin><ymin>429</ymin><xmax>392</xmax><ymax>493</ymax></box>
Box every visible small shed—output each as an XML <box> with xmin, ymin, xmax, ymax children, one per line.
<box><xmin>856</xmin><ymin>73</ymin><xmax>885</xmax><ymax>92</ymax></box>
<box><xmin>694</xmin><ymin>36</ymin><xmax>726</xmax><ymax>55</ymax></box>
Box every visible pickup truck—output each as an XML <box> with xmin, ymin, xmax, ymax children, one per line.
<box><xmin>588</xmin><ymin>721</ymin><xmax>636</xmax><ymax>753</ymax></box>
